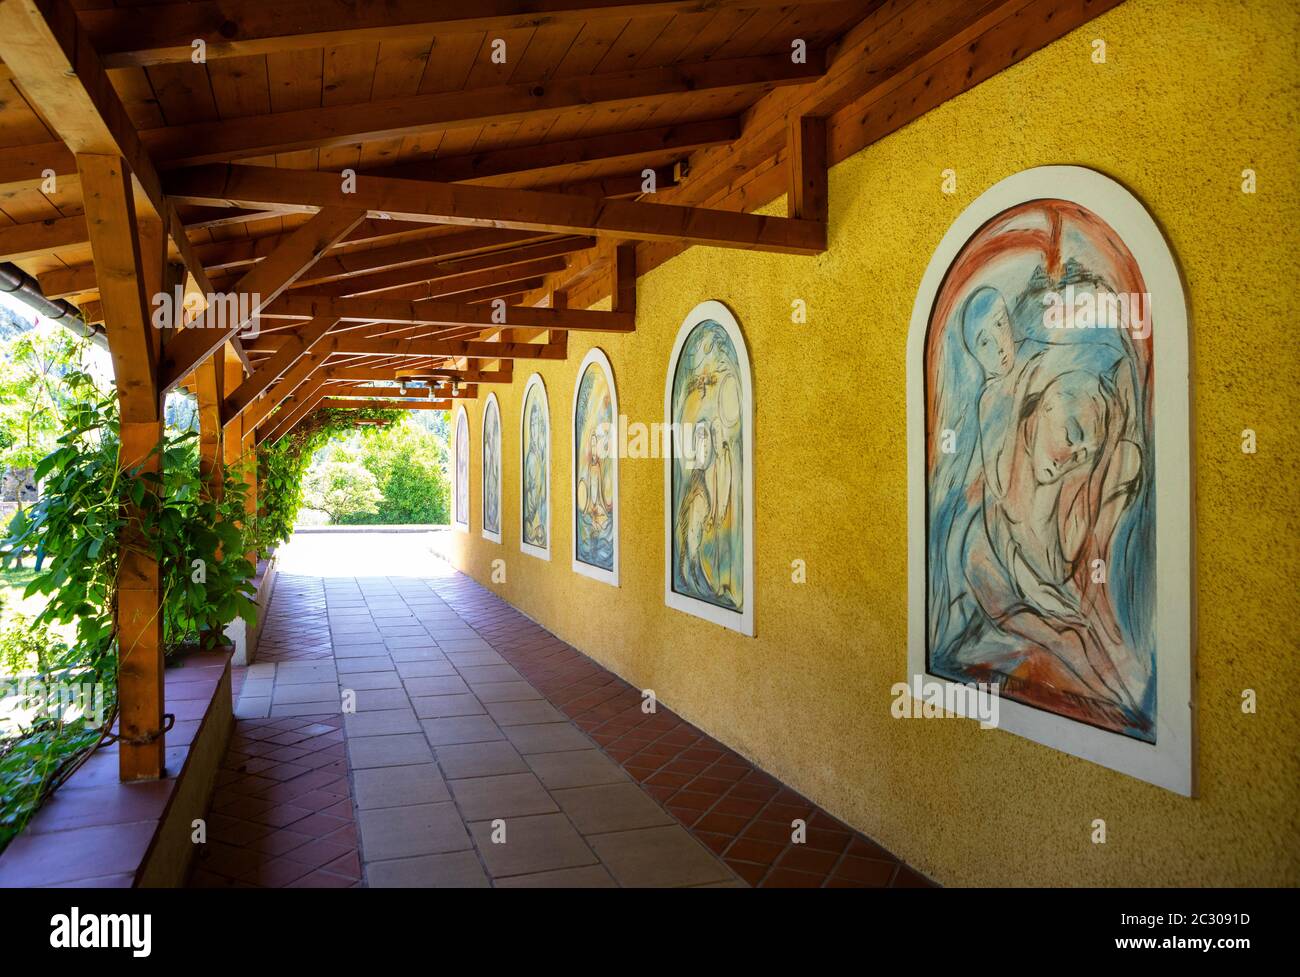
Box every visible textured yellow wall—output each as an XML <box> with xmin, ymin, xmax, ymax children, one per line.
<box><xmin>445</xmin><ymin>0</ymin><xmax>1300</xmax><ymax>886</ymax></box>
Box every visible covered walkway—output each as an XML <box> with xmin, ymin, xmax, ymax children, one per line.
<box><xmin>189</xmin><ymin>532</ymin><xmax>928</xmax><ymax>888</ymax></box>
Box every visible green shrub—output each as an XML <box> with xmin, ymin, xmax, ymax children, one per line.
<box><xmin>0</xmin><ymin>613</ymin><xmax>56</xmax><ymax>675</ymax></box>
<box><xmin>303</xmin><ymin>456</ymin><xmax>382</xmax><ymax>523</ymax></box>
<box><xmin>328</xmin><ymin>417</ymin><xmax>451</xmax><ymax>526</ymax></box>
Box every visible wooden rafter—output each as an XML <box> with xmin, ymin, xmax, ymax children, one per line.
<box><xmin>317</xmin><ymin>398</ymin><xmax>453</xmax><ymax>411</ymax></box>
<box><xmin>240</xmin><ymin>354</ymin><xmax>330</xmax><ymax>433</ymax></box>
<box><xmin>165</xmin><ymin>164</ymin><xmax>827</xmax><ymax>254</ymax></box>
<box><xmin>222</xmin><ymin>316</ymin><xmax>340</xmax><ymax>426</ymax></box>
<box><xmin>160</xmin><ymin>207</ymin><xmax>366</xmax><ymax>391</ymax></box>
<box><xmin>261</xmin><ymin>294</ymin><xmax>634</xmax><ymax>332</ymax></box>
<box><xmin>525</xmin><ymin>0</ymin><xmax>1127</xmax><ymax>309</ymax></box>
<box><xmin>83</xmin><ymin>0</ymin><xmax>838</xmax><ymax>67</ymax></box>
<box><xmin>308</xmin><ymin>237</ymin><xmax>595</xmax><ymax>298</ymax></box>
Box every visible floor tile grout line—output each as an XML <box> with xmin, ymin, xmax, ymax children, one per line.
<box><xmin>428</xmin><ymin>574</ymin><xmax>745</xmax><ymax>888</ymax></box>
<box><xmin>402</xmin><ymin>580</ymin><xmax>619</xmax><ymax>889</ymax></box>
<box><xmin>399</xmin><ymin>580</ymin><xmax>504</xmax><ymax>889</ymax></box>
<box><xmin>324</xmin><ymin>577</ymin><xmax>373</xmax><ymax>888</ymax></box>
<box><xmin>425</xmin><ymin>564</ymin><xmax>913</xmax><ymax>889</ymax></box>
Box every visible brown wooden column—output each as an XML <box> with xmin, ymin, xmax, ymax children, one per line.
<box><xmin>78</xmin><ymin>153</ymin><xmax>167</xmax><ymax>781</ymax></box>
<box><xmin>241</xmin><ymin>424</ymin><xmax>258</xmax><ymax>565</ymax></box>
<box><xmin>193</xmin><ymin>352</ymin><xmax>225</xmax><ymax>648</ymax></box>
<box><xmin>194</xmin><ymin>354</ymin><xmax>225</xmax><ymax>500</ymax></box>
<box><xmin>787</xmin><ymin>115</ymin><xmax>828</xmax><ymax>223</ymax></box>
<box><xmin>222</xmin><ymin>348</ymin><xmax>245</xmax><ymax>469</ymax></box>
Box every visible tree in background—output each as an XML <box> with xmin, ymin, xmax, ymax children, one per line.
<box><xmin>343</xmin><ymin>415</ymin><xmax>450</xmax><ymax>525</ymax></box>
<box><xmin>0</xmin><ymin>320</ymin><xmax>94</xmax><ymax>501</ymax></box>
<box><xmin>303</xmin><ymin>449</ymin><xmax>383</xmax><ymax>523</ymax></box>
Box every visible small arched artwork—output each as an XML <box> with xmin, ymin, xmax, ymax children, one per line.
<box><xmin>481</xmin><ymin>392</ymin><xmax>502</xmax><ymax>543</ymax></box>
<box><xmin>572</xmin><ymin>348</ymin><xmax>618</xmax><ymax>585</ymax></box>
<box><xmin>906</xmin><ymin>166</ymin><xmax>1193</xmax><ymax>794</ymax></box>
<box><xmin>520</xmin><ymin>374</ymin><xmax>550</xmax><ymax>560</ymax></box>
<box><xmin>664</xmin><ymin>300</ymin><xmax>753</xmax><ymax>636</ymax></box>
<box><xmin>452</xmin><ymin>405</ymin><xmax>469</xmax><ymax>533</ymax></box>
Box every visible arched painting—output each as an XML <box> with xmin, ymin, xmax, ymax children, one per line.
<box><xmin>481</xmin><ymin>393</ymin><xmax>501</xmax><ymax>544</ymax></box>
<box><xmin>572</xmin><ymin>348</ymin><xmax>618</xmax><ymax>585</ymax></box>
<box><xmin>906</xmin><ymin>166</ymin><xmax>1192</xmax><ymax>794</ymax></box>
<box><xmin>664</xmin><ymin>300</ymin><xmax>754</xmax><ymax>636</ymax></box>
<box><xmin>452</xmin><ymin>406</ymin><xmax>469</xmax><ymax>533</ymax></box>
<box><xmin>520</xmin><ymin>374</ymin><xmax>550</xmax><ymax>560</ymax></box>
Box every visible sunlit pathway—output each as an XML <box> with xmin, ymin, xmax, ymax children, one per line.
<box><xmin>189</xmin><ymin>532</ymin><xmax>927</xmax><ymax>888</ymax></box>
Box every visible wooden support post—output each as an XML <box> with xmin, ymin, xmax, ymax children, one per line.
<box><xmin>194</xmin><ymin>354</ymin><xmax>225</xmax><ymax>499</ymax></box>
<box><xmin>612</xmin><ymin>243</ymin><xmax>636</xmax><ymax>318</ymax></box>
<box><xmin>788</xmin><ymin>115</ymin><xmax>828</xmax><ymax>223</ymax></box>
<box><xmin>241</xmin><ymin>426</ymin><xmax>258</xmax><ymax>567</ymax></box>
<box><xmin>548</xmin><ymin>288</ymin><xmax>568</xmax><ymax>349</ymax></box>
<box><xmin>222</xmin><ymin>348</ymin><xmax>245</xmax><ymax>468</ymax></box>
<box><xmin>192</xmin><ymin>352</ymin><xmax>225</xmax><ymax>648</ymax></box>
<box><xmin>78</xmin><ymin>153</ymin><xmax>166</xmax><ymax>781</ymax></box>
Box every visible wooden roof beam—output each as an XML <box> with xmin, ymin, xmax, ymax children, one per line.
<box><xmin>222</xmin><ymin>316</ymin><xmax>339</xmax><ymax>426</ymax></box>
<box><xmin>322</xmin><ymin>383</ymin><xmax>434</xmax><ymax>400</ymax></box>
<box><xmin>306</xmin><ymin>236</ymin><xmax>594</xmax><ymax>298</ymax></box>
<box><xmin>261</xmin><ymin>293</ymin><xmax>634</xmax><ymax>332</ymax></box>
<box><xmin>160</xmin><ymin>207</ymin><xmax>366</xmax><ymax>391</ymax></box>
<box><xmin>165</xmin><ymin>165</ymin><xmax>827</xmax><ymax>255</ymax></box>
<box><xmin>317</xmin><ymin>398</ymin><xmax>452</xmax><ymax>411</ymax></box>
<box><xmin>241</xmin><ymin>355</ymin><xmax>331</xmax><ymax>433</ymax></box>
<box><xmin>0</xmin><ymin>215</ymin><xmax>87</xmax><ymax>262</ymax></box>
<box><xmin>85</xmin><ymin>0</ymin><xmax>839</xmax><ymax>68</ymax></box>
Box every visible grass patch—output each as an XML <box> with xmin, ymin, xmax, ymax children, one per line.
<box><xmin>0</xmin><ymin>559</ymin><xmax>46</xmax><ymax>622</ymax></box>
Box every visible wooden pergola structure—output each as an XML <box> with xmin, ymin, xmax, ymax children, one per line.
<box><xmin>0</xmin><ymin>0</ymin><xmax>1115</xmax><ymax>783</ymax></box>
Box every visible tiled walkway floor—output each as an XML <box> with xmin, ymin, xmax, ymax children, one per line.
<box><xmin>190</xmin><ymin>532</ymin><xmax>930</xmax><ymax>888</ymax></box>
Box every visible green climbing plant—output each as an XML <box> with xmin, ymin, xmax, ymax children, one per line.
<box><xmin>256</xmin><ymin>406</ymin><xmax>403</xmax><ymax>549</ymax></box>
<box><xmin>0</xmin><ymin>384</ymin><xmax>261</xmax><ymax>851</ymax></box>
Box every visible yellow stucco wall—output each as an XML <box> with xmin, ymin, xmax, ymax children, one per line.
<box><xmin>443</xmin><ymin>0</ymin><xmax>1300</xmax><ymax>886</ymax></box>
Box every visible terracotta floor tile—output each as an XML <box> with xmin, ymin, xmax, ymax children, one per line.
<box><xmin>190</xmin><ymin>552</ymin><xmax>928</xmax><ymax>890</ymax></box>
<box><xmin>832</xmin><ymin>855</ymin><xmax>898</xmax><ymax>887</ymax></box>
<box><xmin>760</xmin><ymin>867</ymin><xmax>826</xmax><ymax>889</ymax></box>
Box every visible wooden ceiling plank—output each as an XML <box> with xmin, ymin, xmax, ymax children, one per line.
<box><xmin>140</xmin><ymin>52</ymin><xmax>824</xmax><ymax>166</ymax></box>
<box><xmin>84</xmin><ymin>1</ymin><xmax>841</xmax><ymax>67</ymax></box>
<box><xmin>0</xmin><ymin>0</ymin><xmax>213</xmax><ymax>301</ymax></box>
<box><xmin>0</xmin><ymin>213</ymin><xmax>86</xmax><ymax>261</ymax></box>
